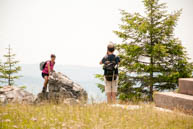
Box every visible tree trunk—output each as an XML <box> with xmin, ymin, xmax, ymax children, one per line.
<box><xmin>149</xmin><ymin>2</ymin><xmax>154</xmax><ymax>101</ymax></box>
<box><xmin>8</xmin><ymin>45</ymin><xmax>11</xmax><ymax>86</ymax></box>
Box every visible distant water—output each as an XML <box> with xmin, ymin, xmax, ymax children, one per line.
<box><xmin>15</xmin><ymin>64</ymin><xmax>106</xmax><ymax>102</ymax></box>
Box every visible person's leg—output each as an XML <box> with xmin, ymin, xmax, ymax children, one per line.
<box><xmin>105</xmin><ymin>77</ymin><xmax>112</xmax><ymax>104</ymax></box>
<box><xmin>106</xmin><ymin>92</ymin><xmax>112</xmax><ymax>104</ymax></box>
<box><xmin>42</xmin><ymin>76</ymin><xmax>48</xmax><ymax>92</ymax></box>
<box><xmin>43</xmin><ymin>76</ymin><xmax>48</xmax><ymax>87</ymax></box>
<box><xmin>111</xmin><ymin>92</ymin><xmax>117</xmax><ymax>103</ymax></box>
<box><xmin>111</xmin><ymin>78</ymin><xmax>118</xmax><ymax>103</ymax></box>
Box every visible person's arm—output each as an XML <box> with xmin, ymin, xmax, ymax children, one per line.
<box><xmin>52</xmin><ymin>62</ymin><xmax>55</xmax><ymax>72</ymax></box>
<box><xmin>99</xmin><ymin>60</ymin><xmax>103</xmax><ymax>65</ymax></box>
<box><xmin>100</xmin><ymin>57</ymin><xmax>105</xmax><ymax>65</ymax></box>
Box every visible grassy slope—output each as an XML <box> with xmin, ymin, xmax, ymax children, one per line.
<box><xmin>0</xmin><ymin>104</ymin><xmax>193</xmax><ymax>129</ymax></box>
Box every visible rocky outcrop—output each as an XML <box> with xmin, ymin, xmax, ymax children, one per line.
<box><xmin>35</xmin><ymin>72</ymin><xmax>87</xmax><ymax>104</ymax></box>
<box><xmin>0</xmin><ymin>86</ymin><xmax>35</xmax><ymax>104</ymax></box>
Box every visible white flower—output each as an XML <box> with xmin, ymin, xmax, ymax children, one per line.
<box><xmin>31</xmin><ymin>117</ymin><xmax>37</xmax><ymax>121</ymax></box>
<box><xmin>4</xmin><ymin>119</ymin><xmax>11</xmax><ymax>122</ymax></box>
<box><xmin>62</xmin><ymin>123</ymin><xmax>66</xmax><ymax>127</ymax></box>
<box><xmin>13</xmin><ymin>125</ymin><xmax>18</xmax><ymax>128</ymax></box>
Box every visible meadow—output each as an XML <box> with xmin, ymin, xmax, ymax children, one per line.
<box><xmin>0</xmin><ymin>103</ymin><xmax>193</xmax><ymax>129</ymax></box>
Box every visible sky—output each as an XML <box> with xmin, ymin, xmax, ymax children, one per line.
<box><xmin>0</xmin><ymin>0</ymin><xmax>193</xmax><ymax>67</ymax></box>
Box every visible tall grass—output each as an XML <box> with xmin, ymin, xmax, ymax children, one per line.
<box><xmin>0</xmin><ymin>103</ymin><xmax>193</xmax><ymax>129</ymax></box>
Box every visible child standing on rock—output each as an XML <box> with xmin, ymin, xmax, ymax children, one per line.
<box><xmin>41</xmin><ymin>54</ymin><xmax>56</xmax><ymax>93</ymax></box>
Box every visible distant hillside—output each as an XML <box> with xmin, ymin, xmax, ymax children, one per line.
<box><xmin>15</xmin><ymin>64</ymin><xmax>105</xmax><ymax>101</ymax></box>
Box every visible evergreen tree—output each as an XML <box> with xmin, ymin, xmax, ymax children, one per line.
<box><xmin>1</xmin><ymin>45</ymin><xmax>21</xmax><ymax>86</ymax></box>
<box><xmin>0</xmin><ymin>60</ymin><xmax>4</xmax><ymax>84</ymax></box>
<box><xmin>96</xmin><ymin>0</ymin><xmax>193</xmax><ymax>101</ymax></box>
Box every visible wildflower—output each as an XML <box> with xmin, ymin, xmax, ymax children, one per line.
<box><xmin>41</xmin><ymin>117</ymin><xmax>46</xmax><ymax>120</ymax></box>
<box><xmin>13</xmin><ymin>125</ymin><xmax>18</xmax><ymax>128</ymax></box>
<box><xmin>62</xmin><ymin>123</ymin><xmax>66</xmax><ymax>127</ymax></box>
<box><xmin>31</xmin><ymin>117</ymin><xmax>37</xmax><ymax>121</ymax></box>
<box><xmin>4</xmin><ymin>119</ymin><xmax>11</xmax><ymax>122</ymax></box>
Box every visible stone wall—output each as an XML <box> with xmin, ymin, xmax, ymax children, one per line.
<box><xmin>154</xmin><ymin>78</ymin><xmax>193</xmax><ymax>114</ymax></box>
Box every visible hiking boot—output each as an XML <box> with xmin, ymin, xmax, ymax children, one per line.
<box><xmin>42</xmin><ymin>86</ymin><xmax>47</xmax><ymax>93</ymax></box>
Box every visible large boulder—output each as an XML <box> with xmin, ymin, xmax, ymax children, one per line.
<box><xmin>35</xmin><ymin>72</ymin><xmax>87</xmax><ymax>104</ymax></box>
<box><xmin>0</xmin><ymin>86</ymin><xmax>35</xmax><ymax>104</ymax></box>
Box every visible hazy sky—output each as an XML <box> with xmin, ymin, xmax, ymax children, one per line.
<box><xmin>0</xmin><ymin>0</ymin><xmax>193</xmax><ymax>67</ymax></box>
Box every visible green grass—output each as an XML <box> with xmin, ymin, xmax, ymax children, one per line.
<box><xmin>0</xmin><ymin>103</ymin><xmax>193</xmax><ymax>129</ymax></box>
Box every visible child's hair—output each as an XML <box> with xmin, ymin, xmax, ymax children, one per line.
<box><xmin>107</xmin><ymin>43</ymin><xmax>115</xmax><ymax>52</ymax></box>
<box><xmin>51</xmin><ymin>54</ymin><xmax>56</xmax><ymax>58</ymax></box>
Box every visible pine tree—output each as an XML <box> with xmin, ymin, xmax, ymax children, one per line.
<box><xmin>0</xmin><ymin>60</ymin><xmax>4</xmax><ymax>84</ymax></box>
<box><xmin>1</xmin><ymin>45</ymin><xmax>21</xmax><ymax>86</ymax></box>
<box><xmin>96</xmin><ymin>0</ymin><xmax>193</xmax><ymax>101</ymax></box>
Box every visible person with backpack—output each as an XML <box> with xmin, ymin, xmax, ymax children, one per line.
<box><xmin>100</xmin><ymin>43</ymin><xmax>120</xmax><ymax>103</ymax></box>
<box><xmin>40</xmin><ymin>54</ymin><xmax>56</xmax><ymax>93</ymax></box>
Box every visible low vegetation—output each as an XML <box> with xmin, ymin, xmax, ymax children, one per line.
<box><xmin>0</xmin><ymin>103</ymin><xmax>193</xmax><ymax>129</ymax></box>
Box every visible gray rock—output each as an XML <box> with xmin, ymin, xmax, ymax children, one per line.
<box><xmin>35</xmin><ymin>72</ymin><xmax>87</xmax><ymax>104</ymax></box>
<box><xmin>0</xmin><ymin>94</ymin><xmax>7</xmax><ymax>104</ymax></box>
<box><xmin>0</xmin><ymin>86</ymin><xmax>35</xmax><ymax>104</ymax></box>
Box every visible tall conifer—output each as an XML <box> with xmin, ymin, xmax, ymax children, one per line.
<box><xmin>1</xmin><ymin>45</ymin><xmax>21</xmax><ymax>86</ymax></box>
<box><xmin>96</xmin><ymin>0</ymin><xmax>193</xmax><ymax>101</ymax></box>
